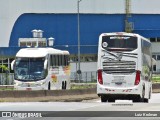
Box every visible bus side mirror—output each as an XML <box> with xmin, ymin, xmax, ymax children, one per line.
<box><xmin>44</xmin><ymin>59</ymin><xmax>48</xmax><ymax>69</ymax></box>
<box><xmin>11</xmin><ymin>60</ymin><xmax>15</xmax><ymax>70</ymax></box>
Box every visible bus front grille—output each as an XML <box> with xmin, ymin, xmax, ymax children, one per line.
<box><xmin>103</xmin><ymin>61</ymin><xmax>136</xmax><ymax>74</ymax></box>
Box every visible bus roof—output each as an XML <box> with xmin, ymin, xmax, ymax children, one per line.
<box><xmin>16</xmin><ymin>47</ymin><xmax>69</xmax><ymax>57</ymax></box>
<box><xmin>100</xmin><ymin>32</ymin><xmax>151</xmax><ymax>43</ymax></box>
<box><xmin>101</xmin><ymin>32</ymin><xmax>139</xmax><ymax>37</ymax></box>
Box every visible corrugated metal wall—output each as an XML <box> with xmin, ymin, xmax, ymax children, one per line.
<box><xmin>9</xmin><ymin>14</ymin><xmax>124</xmax><ymax>47</ymax></box>
<box><xmin>7</xmin><ymin>13</ymin><xmax>160</xmax><ymax>54</ymax></box>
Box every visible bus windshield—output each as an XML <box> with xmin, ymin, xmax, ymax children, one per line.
<box><xmin>102</xmin><ymin>35</ymin><xmax>137</xmax><ymax>51</ymax></box>
<box><xmin>14</xmin><ymin>57</ymin><xmax>45</xmax><ymax>81</ymax></box>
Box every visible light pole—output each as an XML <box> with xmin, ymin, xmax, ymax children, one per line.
<box><xmin>77</xmin><ymin>0</ymin><xmax>82</xmax><ymax>82</ymax></box>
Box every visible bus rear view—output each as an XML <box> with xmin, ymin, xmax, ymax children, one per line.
<box><xmin>97</xmin><ymin>32</ymin><xmax>152</xmax><ymax>103</ymax></box>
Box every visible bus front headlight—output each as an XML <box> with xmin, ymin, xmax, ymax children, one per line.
<box><xmin>14</xmin><ymin>81</ymin><xmax>19</xmax><ymax>86</ymax></box>
<box><xmin>36</xmin><ymin>82</ymin><xmax>45</xmax><ymax>86</ymax></box>
<box><xmin>40</xmin><ymin>82</ymin><xmax>45</xmax><ymax>85</ymax></box>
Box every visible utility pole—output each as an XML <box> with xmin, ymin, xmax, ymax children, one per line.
<box><xmin>77</xmin><ymin>0</ymin><xmax>82</xmax><ymax>82</ymax></box>
<box><xmin>125</xmin><ymin>0</ymin><xmax>133</xmax><ymax>33</ymax></box>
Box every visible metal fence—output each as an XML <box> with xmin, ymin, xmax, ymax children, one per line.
<box><xmin>0</xmin><ymin>73</ymin><xmax>14</xmax><ymax>85</ymax></box>
<box><xmin>152</xmin><ymin>72</ymin><xmax>160</xmax><ymax>82</ymax></box>
<box><xmin>70</xmin><ymin>71</ymin><xmax>97</xmax><ymax>83</ymax></box>
<box><xmin>2</xmin><ymin>72</ymin><xmax>160</xmax><ymax>85</ymax></box>
<box><xmin>0</xmin><ymin>72</ymin><xmax>97</xmax><ymax>85</ymax></box>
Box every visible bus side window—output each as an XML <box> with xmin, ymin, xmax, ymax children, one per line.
<box><xmin>66</xmin><ymin>55</ymin><xmax>68</xmax><ymax>66</ymax></box>
<box><xmin>50</xmin><ymin>55</ymin><xmax>53</xmax><ymax>67</ymax></box>
<box><xmin>49</xmin><ymin>55</ymin><xmax>51</xmax><ymax>66</ymax></box>
<box><xmin>67</xmin><ymin>55</ymin><xmax>70</xmax><ymax>65</ymax></box>
<box><xmin>55</xmin><ymin>55</ymin><xmax>58</xmax><ymax>66</ymax></box>
<box><xmin>57</xmin><ymin>55</ymin><xmax>60</xmax><ymax>66</ymax></box>
<box><xmin>64</xmin><ymin>55</ymin><xmax>69</xmax><ymax>66</ymax></box>
<box><xmin>64</xmin><ymin>55</ymin><xmax>66</xmax><ymax>66</ymax></box>
<box><xmin>62</xmin><ymin>55</ymin><xmax>64</xmax><ymax>66</ymax></box>
<box><xmin>52</xmin><ymin>55</ymin><xmax>55</xmax><ymax>66</ymax></box>
<box><xmin>59</xmin><ymin>55</ymin><xmax>62</xmax><ymax>66</ymax></box>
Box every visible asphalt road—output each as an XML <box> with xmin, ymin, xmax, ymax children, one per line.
<box><xmin>1</xmin><ymin>93</ymin><xmax>160</xmax><ymax>120</ymax></box>
<box><xmin>90</xmin><ymin>92</ymin><xmax>160</xmax><ymax>104</ymax></box>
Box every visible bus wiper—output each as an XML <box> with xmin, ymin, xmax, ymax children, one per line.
<box><xmin>116</xmin><ymin>52</ymin><xmax>138</xmax><ymax>58</ymax></box>
<box><xmin>102</xmin><ymin>49</ymin><xmax>120</xmax><ymax>59</ymax></box>
<box><xmin>116</xmin><ymin>52</ymin><xmax>137</xmax><ymax>55</ymax></box>
<box><xmin>102</xmin><ymin>56</ymin><xmax>115</xmax><ymax>61</ymax></box>
<box><xmin>102</xmin><ymin>49</ymin><xmax>137</xmax><ymax>59</ymax></box>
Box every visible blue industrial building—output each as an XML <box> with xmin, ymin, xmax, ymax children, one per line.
<box><xmin>1</xmin><ymin>13</ymin><xmax>160</xmax><ymax>57</ymax></box>
<box><xmin>1</xmin><ymin>0</ymin><xmax>160</xmax><ymax>83</ymax></box>
<box><xmin>1</xmin><ymin>13</ymin><xmax>160</xmax><ymax>73</ymax></box>
<box><xmin>9</xmin><ymin>14</ymin><xmax>160</xmax><ymax>45</ymax></box>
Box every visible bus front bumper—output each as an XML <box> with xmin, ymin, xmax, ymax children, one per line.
<box><xmin>97</xmin><ymin>84</ymin><xmax>142</xmax><ymax>96</ymax></box>
<box><xmin>14</xmin><ymin>86</ymin><xmax>46</xmax><ymax>90</ymax></box>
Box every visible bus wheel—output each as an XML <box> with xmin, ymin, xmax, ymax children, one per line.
<box><xmin>144</xmin><ymin>98</ymin><xmax>149</xmax><ymax>103</ymax></box>
<box><xmin>144</xmin><ymin>88</ymin><xmax>150</xmax><ymax>103</ymax></box>
<box><xmin>62</xmin><ymin>81</ymin><xmax>64</xmax><ymax>89</ymax></box>
<box><xmin>133</xmin><ymin>99</ymin><xmax>140</xmax><ymax>102</ymax></box>
<box><xmin>140</xmin><ymin>87</ymin><xmax>145</xmax><ymax>102</ymax></box>
<box><xmin>149</xmin><ymin>89</ymin><xmax>151</xmax><ymax>99</ymax></box>
<box><xmin>64</xmin><ymin>81</ymin><xmax>67</xmax><ymax>89</ymax></box>
<box><xmin>48</xmin><ymin>82</ymin><xmax>51</xmax><ymax>90</ymax></box>
<box><xmin>62</xmin><ymin>81</ymin><xmax>66</xmax><ymax>89</ymax></box>
<box><xmin>101</xmin><ymin>95</ymin><xmax>107</xmax><ymax>102</ymax></box>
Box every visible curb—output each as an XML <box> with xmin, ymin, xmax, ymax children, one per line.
<box><xmin>0</xmin><ymin>94</ymin><xmax>99</xmax><ymax>102</ymax></box>
<box><xmin>0</xmin><ymin>83</ymin><xmax>160</xmax><ymax>102</ymax></box>
<box><xmin>0</xmin><ymin>88</ymin><xmax>96</xmax><ymax>98</ymax></box>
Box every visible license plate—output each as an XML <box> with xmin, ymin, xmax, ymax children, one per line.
<box><xmin>112</xmin><ymin>76</ymin><xmax>126</xmax><ymax>83</ymax></box>
<box><xmin>115</xmin><ymin>82</ymin><xmax>123</xmax><ymax>85</ymax></box>
<box><xmin>26</xmin><ymin>88</ymin><xmax>32</xmax><ymax>91</ymax></box>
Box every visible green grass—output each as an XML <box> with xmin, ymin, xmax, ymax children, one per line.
<box><xmin>0</xmin><ymin>84</ymin><xmax>95</xmax><ymax>91</ymax></box>
<box><xmin>71</xmin><ymin>85</ymin><xmax>95</xmax><ymax>89</ymax></box>
<box><xmin>152</xmin><ymin>75</ymin><xmax>160</xmax><ymax>83</ymax></box>
<box><xmin>0</xmin><ymin>88</ymin><xmax>14</xmax><ymax>91</ymax></box>
<box><xmin>0</xmin><ymin>100</ymin><xmax>6</xmax><ymax>102</ymax></box>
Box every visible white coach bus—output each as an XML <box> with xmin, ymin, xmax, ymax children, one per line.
<box><xmin>11</xmin><ymin>47</ymin><xmax>70</xmax><ymax>90</ymax></box>
<box><xmin>97</xmin><ymin>32</ymin><xmax>152</xmax><ymax>102</ymax></box>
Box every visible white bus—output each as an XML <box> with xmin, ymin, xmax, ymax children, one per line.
<box><xmin>11</xmin><ymin>47</ymin><xmax>70</xmax><ymax>90</ymax></box>
<box><xmin>97</xmin><ymin>32</ymin><xmax>152</xmax><ymax>102</ymax></box>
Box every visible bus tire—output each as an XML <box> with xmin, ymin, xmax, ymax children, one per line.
<box><xmin>133</xmin><ymin>99</ymin><xmax>140</xmax><ymax>102</ymax></box>
<box><xmin>144</xmin><ymin>98</ymin><xmax>149</xmax><ymax>103</ymax></box>
<box><xmin>62</xmin><ymin>81</ymin><xmax>64</xmax><ymax>89</ymax></box>
<box><xmin>149</xmin><ymin>88</ymin><xmax>151</xmax><ymax>99</ymax></box>
<box><xmin>48</xmin><ymin>82</ymin><xmax>51</xmax><ymax>90</ymax></box>
<box><xmin>101</xmin><ymin>95</ymin><xmax>107</xmax><ymax>102</ymax></box>
<box><xmin>140</xmin><ymin>87</ymin><xmax>145</xmax><ymax>102</ymax></box>
<box><xmin>62</xmin><ymin>81</ymin><xmax>65</xmax><ymax>89</ymax></box>
<box><xmin>64</xmin><ymin>81</ymin><xmax>67</xmax><ymax>89</ymax></box>
<box><xmin>108</xmin><ymin>98</ymin><xmax>115</xmax><ymax>103</ymax></box>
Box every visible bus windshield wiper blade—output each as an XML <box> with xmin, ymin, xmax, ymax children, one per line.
<box><xmin>116</xmin><ymin>52</ymin><xmax>138</xmax><ymax>55</ymax></box>
<box><xmin>116</xmin><ymin>52</ymin><xmax>138</xmax><ymax>58</ymax></box>
<box><xmin>102</xmin><ymin>49</ymin><xmax>137</xmax><ymax>59</ymax></box>
<box><xmin>102</xmin><ymin>49</ymin><xmax>119</xmax><ymax>59</ymax></box>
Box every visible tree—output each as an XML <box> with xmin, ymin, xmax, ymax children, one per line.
<box><xmin>0</xmin><ymin>65</ymin><xmax>9</xmax><ymax>85</ymax></box>
<box><xmin>0</xmin><ymin>65</ymin><xmax>9</xmax><ymax>72</ymax></box>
